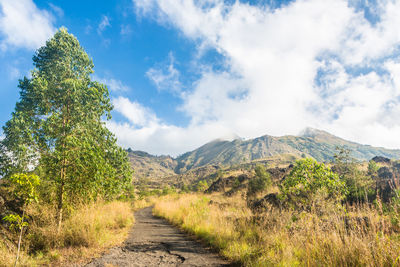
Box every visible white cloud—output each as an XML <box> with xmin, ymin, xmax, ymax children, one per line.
<box><xmin>339</xmin><ymin>1</ymin><xmax>400</xmax><ymax>65</ymax></box>
<box><xmin>85</xmin><ymin>24</ymin><xmax>93</xmax><ymax>34</ymax></box>
<box><xmin>0</xmin><ymin>0</ymin><xmax>56</xmax><ymax>50</ymax></box>
<box><xmin>97</xmin><ymin>15</ymin><xmax>111</xmax><ymax>35</ymax></box>
<box><xmin>120</xmin><ymin>24</ymin><xmax>133</xmax><ymax>36</ymax></box>
<box><xmin>108</xmin><ymin>121</ymin><xmax>239</xmax><ymax>155</ymax></box>
<box><xmin>93</xmin><ymin>75</ymin><xmax>130</xmax><ymax>92</ymax></box>
<box><xmin>146</xmin><ymin>52</ymin><xmax>182</xmax><ymax>94</ymax></box>
<box><xmin>49</xmin><ymin>3</ymin><xmax>64</xmax><ymax>18</ymax></box>
<box><xmin>7</xmin><ymin>65</ymin><xmax>20</xmax><ymax>80</ymax></box>
<box><xmin>112</xmin><ymin>97</ymin><xmax>159</xmax><ymax>127</ymax></box>
<box><xmin>111</xmin><ymin>0</ymin><xmax>400</xmax><ymax>155</ymax></box>
<box><xmin>109</xmin><ymin>96</ymin><xmax>239</xmax><ymax>155</ymax></box>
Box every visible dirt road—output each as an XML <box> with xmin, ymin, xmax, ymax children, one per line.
<box><xmin>84</xmin><ymin>207</ymin><xmax>234</xmax><ymax>267</ymax></box>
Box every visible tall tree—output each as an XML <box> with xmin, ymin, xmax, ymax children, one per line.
<box><xmin>0</xmin><ymin>28</ymin><xmax>132</xmax><ymax>229</ymax></box>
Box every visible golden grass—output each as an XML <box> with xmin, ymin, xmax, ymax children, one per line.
<box><xmin>154</xmin><ymin>193</ymin><xmax>400</xmax><ymax>267</ymax></box>
<box><xmin>1</xmin><ymin>200</ymin><xmax>134</xmax><ymax>267</ymax></box>
<box><xmin>132</xmin><ymin>195</ymin><xmax>158</xmax><ymax>210</ymax></box>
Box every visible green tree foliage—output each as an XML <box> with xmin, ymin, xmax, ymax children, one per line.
<box><xmin>333</xmin><ymin>147</ymin><xmax>375</xmax><ymax>203</ymax></box>
<box><xmin>0</xmin><ymin>141</ymin><xmax>11</xmax><ymax>178</ymax></box>
<box><xmin>7</xmin><ymin>173</ymin><xmax>40</xmax><ymax>204</ymax></box>
<box><xmin>247</xmin><ymin>164</ymin><xmax>271</xmax><ymax>198</ymax></box>
<box><xmin>3</xmin><ymin>173</ymin><xmax>40</xmax><ymax>266</ymax></box>
<box><xmin>181</xmin><ymin>184</ymin><xmax>190</xmax><ymax>193</ymax></box>
<box><xmin>368</xmin><ymin>160</ymin><xmax>379</xmax><ymax>178</ymax></box>
<box><xmin>162</xmin><ymin>185</ymin><xmax>176</xmax><ymax>195</ymax></box>
<box><xmin>0</xmin><ymin>28</ymin><xmax>132</xmax><ymax>228</ymax></box>
<box><xmin>197</xmin><ymin>180</ymin><xmax>209</xmax><ymax>192</ymax></box>
<box><xmin>279</xmin><ymin>158</ymin><xmax>347</xmax><ymax>209</ymax></box>
<box><xmin>333</xmin><ymin>147</ymin><xmax>353</xmax><ymax>177</ymax></box>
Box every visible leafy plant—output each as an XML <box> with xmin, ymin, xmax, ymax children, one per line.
<box><xmin>279</xmin><ymin>158</ymin><xmax>347</xmax><ymax>210</ymax></box>
<box><xmin>3</xmin><ymin>173</ymin><xmax>40</xmax><ymax>267</ymax></box>
<box><xmin>162</xmin><ymin>185</ymin><xmax>176</xmax><ymax>195</ymax></box>
<box><xmin>197</xmin><ymin>180</ymin><xmax>209</xmax><ymax>192</ymax></box>
<box><xmin>247</xmin><ymin>164</ymin><xmax>271</xmax><ymax>198</ymax></box>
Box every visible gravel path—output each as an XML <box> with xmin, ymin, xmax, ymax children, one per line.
<box><xmin>84</xmin><ymin>207</ymin><xmax>234</xmax><ymax>267</ymax></box>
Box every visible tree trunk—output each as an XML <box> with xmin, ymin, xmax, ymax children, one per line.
<box><xmin>14</xmin><ymin>209</ymin><xmax>25</xmax><ymax>267</ymax></box>
<box><xmin>57</xmin><ymin>171</ymin><xmax>64</xmax><ymax>233</ymax></box>
<box><xmin>57</xmin><ymin>113</ymin><xmax>67</xmax><ymax>232</ymax></box>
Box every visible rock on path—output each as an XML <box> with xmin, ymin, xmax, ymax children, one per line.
<box><xmin>84</xmin><ymin>207</ymin><xmax>234</xmax><ymax>267</ymax></box>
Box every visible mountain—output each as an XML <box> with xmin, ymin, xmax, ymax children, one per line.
<box><xmin>128</xmin><ymin>128</ymin><xmax>400</xmax><ymax>181</ymax></box>
<box><xmin>175</xmin><ymin>128</ymin><xmax>400</xmax><ymax>172</ymax></box>
<box><xmin>127</xmin><ymin>149</ymin><xmax>177</xmax><ymax>181</ymax></box>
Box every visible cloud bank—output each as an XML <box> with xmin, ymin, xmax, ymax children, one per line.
<box><xmin>109</xmin><ymin>0</ymin><xmax>400</xmax><ymax>155</ymax></box>
<box><xmin>0</xmin><ymin>0</ymin><xmax>56</xmax><ymax>51</ymax></box>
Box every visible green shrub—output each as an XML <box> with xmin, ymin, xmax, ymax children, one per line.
<box><xmin>197</xmin><ymin>180</ymin><xmax>209</xmax><ymax>192</ymax></box>
<box><xmin>247</xmin><ymin>165</ymin><xmax>271</xmax><ymax>198</ymax></box>
<box><xmin>279</xmin><ymin>158</ymin><xmax>347</xmax><ymax>210</ymax></box>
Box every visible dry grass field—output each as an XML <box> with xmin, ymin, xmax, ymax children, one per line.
<box><xmin>154</xmin><ymin>193</ymin><xmax>400</xmax><ymax>267</ymax></box>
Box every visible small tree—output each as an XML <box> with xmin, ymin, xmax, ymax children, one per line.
<box><xmin>333</xmin><ymin>147</ymin><xmax>353</xmax><ymax>177</ymax></box>
<box><xmin>197</xmin><ymin>180</ymin><xmax>209</xmax><ymax>192</ymax></box>
<box><xmin>247</xmin><ymin>164</ymin><xmax>271</xmax><ymax>198</ymax></box>
<box><xmin>3</xmin><ymin>173</ymin><xmax>40</xmax><ymax>267</ymax></box>
<box><xmin>162</xmin><ymin>185</ymin><xmax>176</xmax><ymax>195</ymax></box>
<box><xmin>368</xmin><ymin>160</ymin><xmax>379</xmax><ymax>195</ymax></box>
<box><xmin>181</xmin><ymin>184</ymin><xmax>190</xmax><ymax>193</ymax></box>
<box><xmin>333</xmin><ymin>147</ymin><xmax>375</xmax><ymax>203</ymax></box>
<box><xmin>279</xmin><ymin>158</ymin><xmax>347</xmax><ymax>210</ymax></box>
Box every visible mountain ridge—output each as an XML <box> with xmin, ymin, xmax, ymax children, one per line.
<box><xmin>128</xmin><ymin>128</ymin><xmax>400</xmax><ymax>180</ymax></box>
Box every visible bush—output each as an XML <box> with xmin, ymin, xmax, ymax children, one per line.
<box><xmin>247</xmin><ymin>165</ymin><xmax>271</xmax><ymax>198</ymax></box>
<box><xmin>279</xmin><ymin>158</ymin><xmax>347</xmax><ymax>210</ymax></box>
<box><xmin>197</xmin><ymin>180</ymin><xmax>209</xmax><ymax>192</ymax></box>
<box><xmin>162</xmin><ymin>186</ymin><xmax>176</xmax><ymax>195</ymax></box>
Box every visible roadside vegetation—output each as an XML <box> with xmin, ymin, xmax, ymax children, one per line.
<box><xmin>154</xmin><ymin>152</ymin><xmax>400</xmax><ymax>266</ymax></box>
<box><xmin>1</xmin><ymin>201</ymin><xmax>133</xmax><ymax>266</ymax></box>
<box><xmin>0</xmin><ymin>28</ymin><xmax>135</xmax><ymax>266</ymax></box>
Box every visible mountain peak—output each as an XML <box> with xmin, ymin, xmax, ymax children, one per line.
<box><xmin>208</xmin><ymin>133</ymin><xmax>242</xmax><ymax>144</ymax></box>
<box><xmin>299</xmin><ymin>127</ymin><xmax>332</xmax><ymax>138</ymax></box>
<box><xmin>219</xmin><ymin>133</ymin><xmax>242</xmax><ymax>141</ymax></box>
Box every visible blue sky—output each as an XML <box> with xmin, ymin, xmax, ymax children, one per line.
<box><xmin>1</xmin><ymin>0</ymin><xmax>400</xmax><ymax>156</ymax></box>
<box><xmin>0</xmin><ymin>0</ymin><xmax>197</xmax><ymax>128</ymax></box>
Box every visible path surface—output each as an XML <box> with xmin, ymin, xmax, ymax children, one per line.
<box><xmin>84</xmin><ymin>207</ymin><xmax>234</xmax><ymax>267</ymax></box>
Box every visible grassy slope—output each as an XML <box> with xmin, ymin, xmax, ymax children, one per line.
<box><xmin>154</xmin><ymin>193</ymin><xmax>400</xmax><ymax>267</ymax></box>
